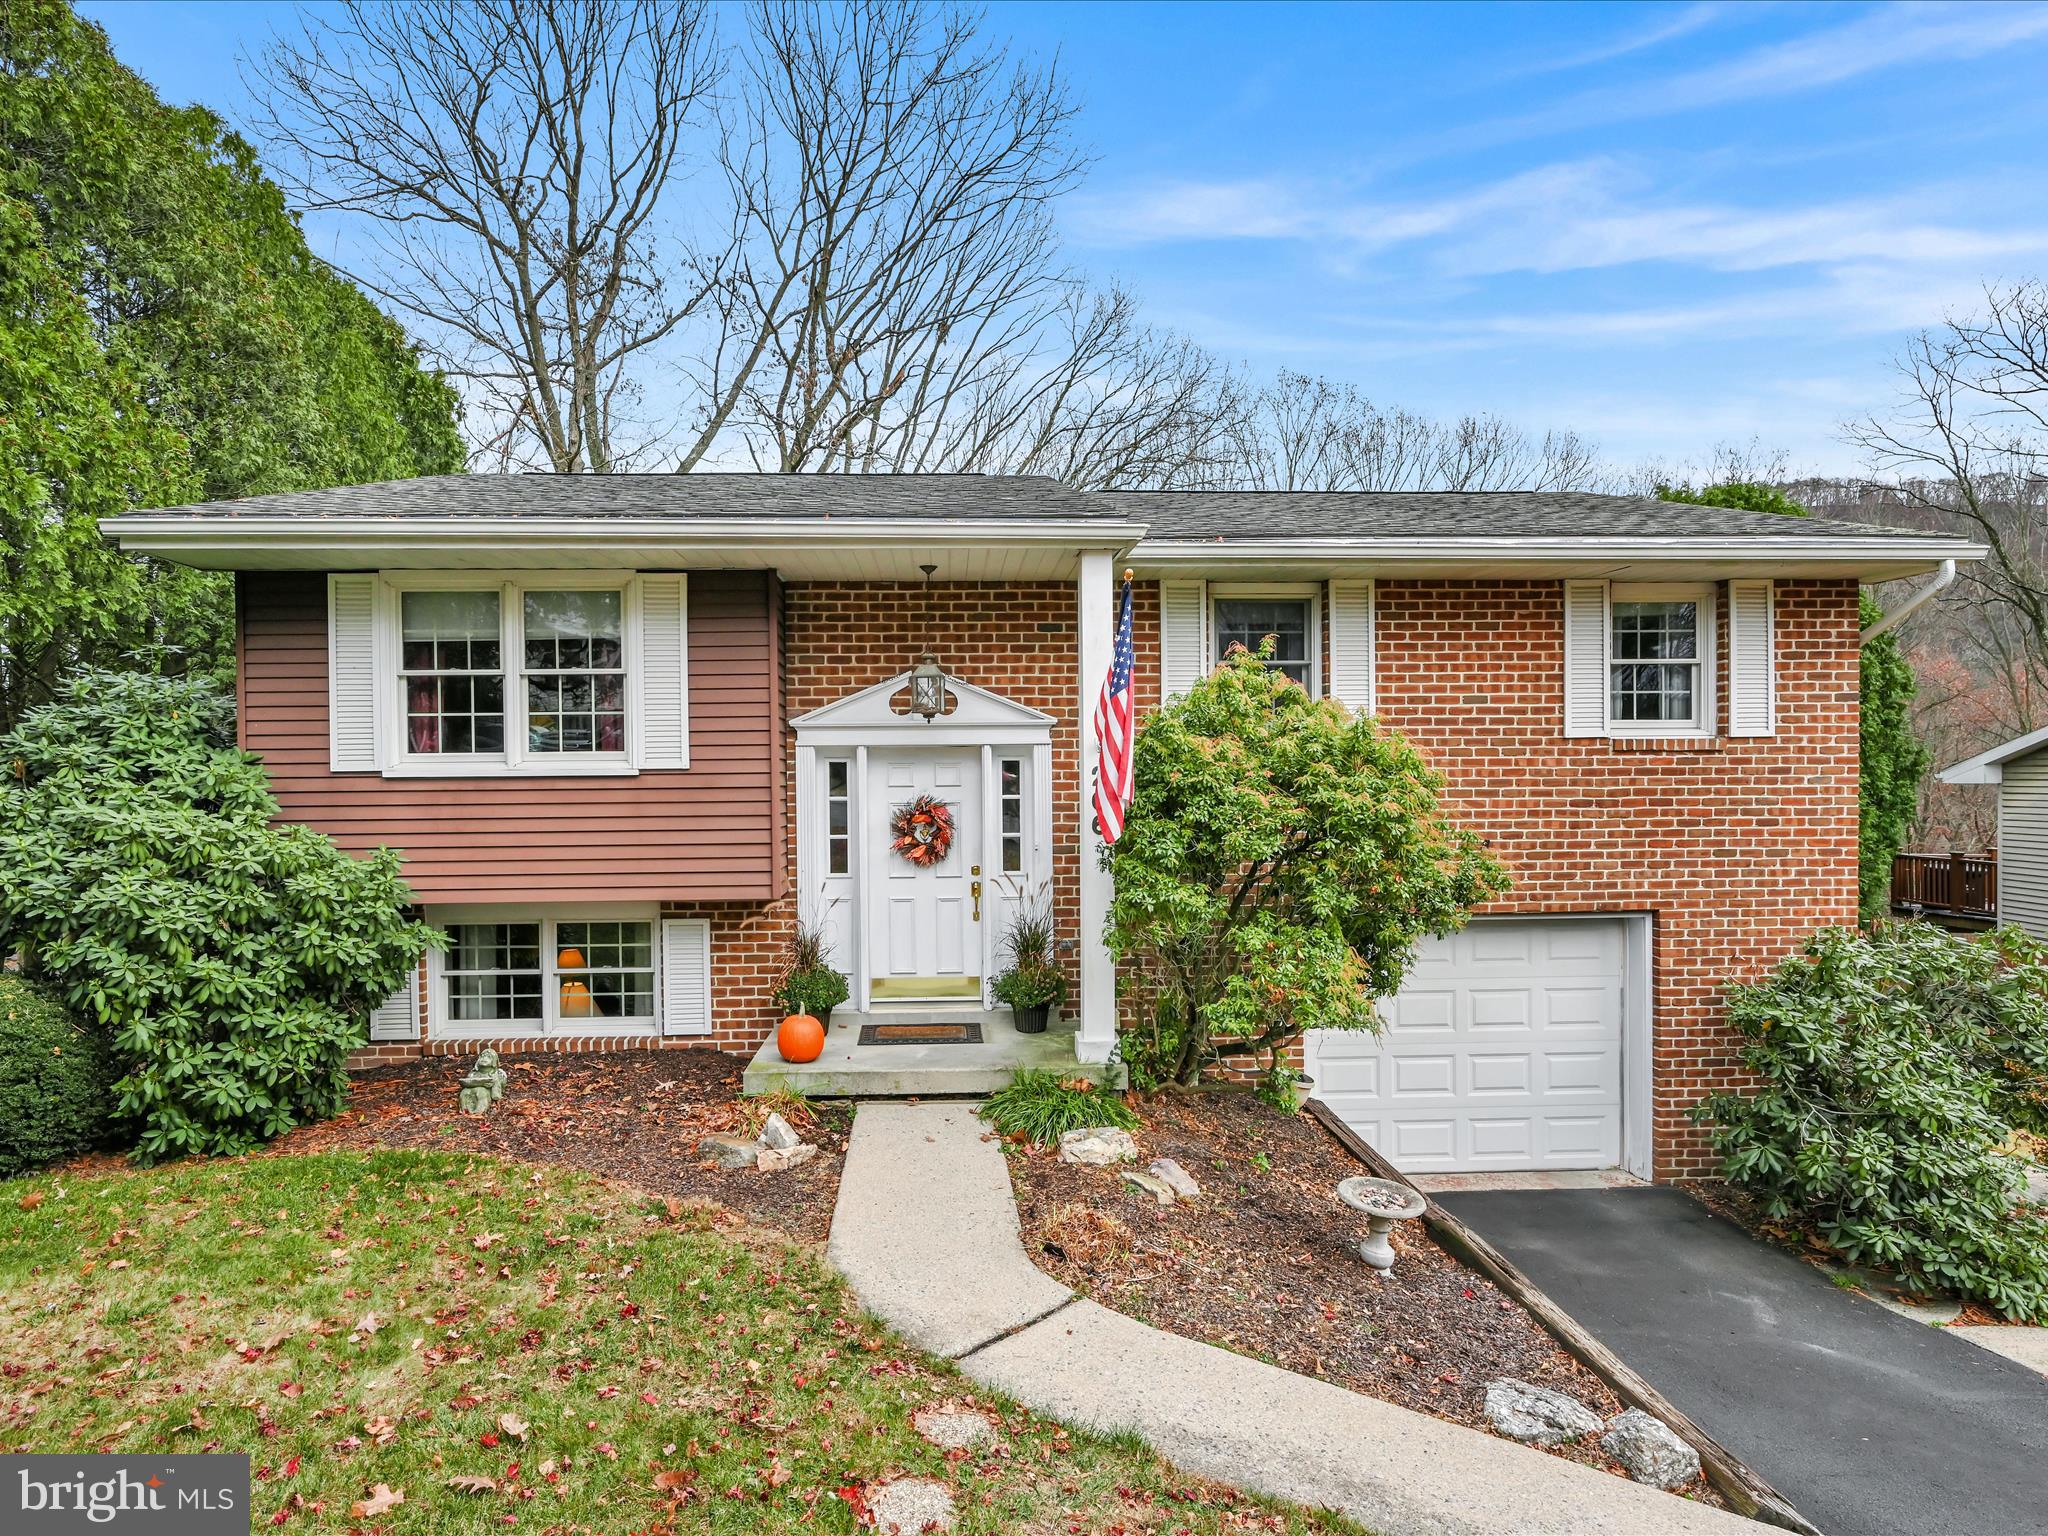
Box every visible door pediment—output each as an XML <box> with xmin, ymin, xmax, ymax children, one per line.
<box><xmin>792</xmin><ymin>671</ymin><xmax>1054</xmax><ymax>746</ymax></box>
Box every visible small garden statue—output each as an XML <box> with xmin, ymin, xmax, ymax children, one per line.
<box><xmin>460</xmin><ymin>1048</ymin><xmax>508</xmax><ymax>1115</ymax></box>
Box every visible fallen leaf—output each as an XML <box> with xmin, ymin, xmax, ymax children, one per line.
<box><xmin>18</xmin><ymin>1191</ymin><xmax>43</xmax><ymax>1212</ymax></box>
<box><xmin>444</xmin><ymin>1475</ymin><xmax>497</xmax><ymax>1494</ymax></box>
<box><xmin>496</xmin><ymin>1413</ymin><xmax>528</xmax><ymax>1442</ymax></box>
<box><xmin>652</xmin><ymin>1469</ymin><xmax>696</xmax><ymax>1493</ymax></box>
<box><xmin>349</xmin><ymin>1484</ymin><xmax>404</xmax><ymax>1518</ymax></box>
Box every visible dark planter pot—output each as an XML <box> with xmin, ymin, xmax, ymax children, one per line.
<box><xmin>1012</xmin><ymin>1003</ymin><xmax>1050</xmax><ymax>1035</ymax></box>
<box><xmin>816</xmin><ymin>1005</ymin><xmax>835</xmax><ymax>1031</ymax></box>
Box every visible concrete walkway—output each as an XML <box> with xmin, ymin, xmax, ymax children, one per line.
<box><xmin>827</xmin><ymin>1103</ymin><xmax>1755</xmax><ymax>1536</ymax></box>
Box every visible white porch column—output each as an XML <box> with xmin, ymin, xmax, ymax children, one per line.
<box><xmin>1074</xmin><ymin>549</ymin><xmax>1116</xmax><ymax>1063</ymax></box>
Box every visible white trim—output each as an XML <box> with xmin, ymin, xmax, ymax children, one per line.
<box><xmin>425</xmin><ymin>904</ymin><xmax>661</xmax><ymax>1038</ymax></box>
<box><xmin>1621</xmin><ymin>913</ymin><xmax>1656</xmax><ymax>1182</ymax></box>
<box><xmin>376</xmin><ymin>570</ymin><xmax>662</xmax><ymax>777</ymax></box>
<box><xmin>1131</xmin><ymin>535</ymin><xmax>1986</xmax><ymax>565</ymax></box>
<box><xmin>327</xmin><ymin>573</ymin><xmax>382</xmax><ymax>771</ymax></box>
<box><xmin>1159</xmin><ymin>578</ymin><xmax>1210</xmax><ymax>699</ymax></box>
<box><xmin>1076</xmin><ymin>550</ymin><xmax>1117</xmax><ymax>1062</ymax></box>
<box><xmin>1603</xmin><ymin>581</ymin><xmax>1717</xmax><ymax>742</ymax></box>
<box><xmin>1209</xmin><ymin>582</ymin><xmax>1322</xmax><ymax>697</ymax></box>
<box><xmin>792</xmin><ymin>676</ymin><xmax>1055</xmax><ymax>1017</ymax></box>
<box><xmin>660</xmin><ymin>917</ymin><xmax>714</xmax><ymax>1037</ymax></box>
<box><xmin>1941</xmin><ymin>722</ymin><xmax>2048</xmax><ymax>784</ymax></box>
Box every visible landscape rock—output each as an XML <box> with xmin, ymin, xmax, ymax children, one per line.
<box><xmin>1120</xmin><ymin>1168</ymin><xmax>1176</xmax><ymax>1205</ymax></box>
<box><xmin>1600</xmin><ymin>1408</ymin><xmax>1701</xmax><ymax>1488</ymax></box>
<box><xmin>760</xmin><ymin>1112</ymin><xmax>802</xmax><ymax>1152</ymax></box>
<box><xmin>756</xmin><ymin>1142</ymin><xmax>818</xmax><ymax>1173</ymax></box>
<box><xmin>865</xmin><ymin>1476</ymin><xmax>957</xmax><ymax>1534</ymax></box>
<box><xmin>1482</xmin><ymin>1378</ymin><xmax>1602</xmax><ymax>1446</ymax></box>
<box><xmin>1058</xmin><ymin>1126</ymin><xmax>1138</xmax><ymax>1166</ymax></box>
<box><xmin>699</xmin><ymin>1134</ymin><xmax>763</xmax><ymax>1170</ymax></box>
<box><xmin>1148</xmin><ymin>1157</ymin><xmax>1201</xmax><ymax>1199</ymax></box>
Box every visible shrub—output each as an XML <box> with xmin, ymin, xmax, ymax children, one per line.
<box><xmin>771</xmin><ymin>914</ymin><xmax>849</xmax><ymax>1018</ymax></box>
<box><xmin>979</xmin><ymin>1069</ymin><xmax>1138</xmax><ymax>1146</ymax></box>
<box><xmin>0</xmin><ymin>671</ymin><xmax>438</xmax><ymax>1161</ymax></box>
<box><xmin>1695</xmin><ymin>923</ymin><xmax>2048</xmax><ymax>1320</ymax></box>
<box><xmin>992</xmin><ymin>900</ymin><xmax>1069</xmax><ymax>1011</ymax></box>
<box><xmin>1107</xmin><ymin>645</ymin><xmax>1506</xmax><ymax>1085</ymax></box>
<box><xmin>0</xmin><ymin>975</ymin><xmax>115</xmax><ymax>1176</ymax></box>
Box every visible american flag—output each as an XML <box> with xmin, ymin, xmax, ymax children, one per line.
<box><xmin>1092</xmin><ymin>573</ymin><xmax>1136</xmax><ymax>843</ymax></box>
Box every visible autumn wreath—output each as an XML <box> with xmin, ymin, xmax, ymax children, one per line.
<box><xmin>889</xmin><ymin>795</ymin><xmax>955</xmax><ymax>866</ymax></box>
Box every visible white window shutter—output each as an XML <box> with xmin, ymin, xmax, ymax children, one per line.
<box><xmin>1562</xmin><ymin>580</ymin><xmax>1610</xmax><ymax>738</ymax></box>
<box><xmin>638</xmin><ymin>574</ymin><xmax>689</xmax><ymax>769</ymax></box>
<box><xmin>328</xmin><ymin>574</ymin><xmax>380</xmax><ymax>771</ymax></box>
<box><xmin>660</xmin><ymin>917</ymin><xmax>713</xmax><ymax>1037</ymax></box>
<box><xmin>1160</xmin><ymin>579</ymin><xmax>1209</xmax><ymax>699</ymax></box>
<box><xmin>1327</xmin><ymin>579</ymin><xmax>1375</xmax><ymax>713</ymax></box>
<box><xmin>1728</xmin><ymin>579</ymin><xmax>1776</xmax><ymax>737</ymax></box>
<box><xmin>368</xmin><ymin>975</ymin><xmax>418</xmax><ymax>1042</ymax></box>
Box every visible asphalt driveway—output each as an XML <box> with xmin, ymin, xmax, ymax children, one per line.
<box><xmin>1437</xmin><ymin>1186</ymin><xmax>2048</xmax><ymax>1536</ymax></box>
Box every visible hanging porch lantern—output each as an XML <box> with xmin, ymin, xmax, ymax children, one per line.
<box><xmin>910</xmin><ymin>563</ymin><xmax>947</xmax><ymax>721</ymax></box>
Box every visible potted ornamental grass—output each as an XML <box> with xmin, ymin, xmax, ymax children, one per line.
<box><xmin>993</xmin><ymin>905</ymin><xmax>1067</xmax><ymax>1035</ymax></box>
<box><xmin>773</xmin><ymin>915</ymin><xmax>849</xmax><ymax>1032</ymax></box>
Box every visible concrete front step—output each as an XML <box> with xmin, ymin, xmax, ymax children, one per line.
<box><xmin>743</xmin><ymin>1010</ymin><xmax>1122</xmax><ymax>1097</ymax></box>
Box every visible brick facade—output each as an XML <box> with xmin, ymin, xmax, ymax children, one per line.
<box><xmin>342</xmin><ymin>567</ymin><xmax>1861</xmax><ymax>1181</ymax></box>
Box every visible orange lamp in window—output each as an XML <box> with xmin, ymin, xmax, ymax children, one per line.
<box><xmin>559</xmin><ymin>978</ymin><xmax>595</xmax><ymax>1017</ymax></box>
<box><xmin>556</xmin><ymin>947</ymin><xmax>586</xmax><ymax>970</ymax></box>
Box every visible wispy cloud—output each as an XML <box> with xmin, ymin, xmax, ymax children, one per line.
<box><xmin>1498</xmin><ymin>2</ymin><xmax>1733</xmax><ymax>79</ymax></box>
<box><xmin>1459</xmin><ymin>1</ymin><xmax>2048</xmax><ymax>150</ymax></box>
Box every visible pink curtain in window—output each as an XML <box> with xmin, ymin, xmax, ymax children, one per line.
<box><xmin>407</xmin><ymin>678</ymin><xmax>439</xmax><ymax>753</ymax></box>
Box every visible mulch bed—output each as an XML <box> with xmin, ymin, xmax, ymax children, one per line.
<box><xmin>269</xmin><ymin>1051</ymin><xmax>849</xmax><ymax>1243</ymax></box>
<box><xmin>1011</xmin><ymin>1089</ymin><xmax>1716</xmax><ymax>1493</ymax></box>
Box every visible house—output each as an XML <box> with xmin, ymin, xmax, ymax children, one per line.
<box><xmin>1940</xmin><ymin>726</ymin><xmax>2048</xmax><ymax>937</ymax></box>
<box><xmin>102</xmin><ymin>476</ymin><xmax>1978</xmax><ymax>1181</ymax></box>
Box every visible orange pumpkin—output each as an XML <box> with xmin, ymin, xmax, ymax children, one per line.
<box><xmin>559</xmin><ymin>978</ymin><xmax>595</xmax><ymax>1018</ymax></box>
<box><xmin>776</xmin><ymin>1012</ymin><xmax>825</xmax><ymax>1064</ymax></box>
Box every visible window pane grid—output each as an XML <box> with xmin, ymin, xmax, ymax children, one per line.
<box><xmin>1609</xmin><ymin>599</ymin><xmax>1703</xmax><ymax>727</ymax></box>
<box><xmin>444</xmin><ymin>923</ymin><xmax>542</xmax><ymax>1022</ymax></box>
<box><xmin>825</xmin><ymin>760</ymin><xmax>850</xmax><ymax>876</ymax></box>
<box><xmin>556</xmin><ymin>920</ymin><xmax>654</xmax><ymax>1021</ymax></box>
<box><xmin>402</xmin><ymin>591</ymin><xmax>505</xmax><ymax>755</ymax></box>
<box><xmin>524</xmin><ymin>590</ymin><xmax>626</xmax><ymax>754</ymax></box>
<box><xmin>1214</xmin><ymin>598</ymin><xmax>1311</xmax><ymax>688</ymax></box>
<box><xmin>999</xmin><ymin>758</ymin><xmax>1024</xmax><ymax>873</ymax></box>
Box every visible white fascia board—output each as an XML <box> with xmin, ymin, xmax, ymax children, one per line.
<box><xmin>97</xmin><ymin>514</ymin><xmax>1145</xmax><ymax>562</ymax></box>
<box><xmin>1130</xmin><ymin>535</ymin><xmax>1986</xmax><ymax>581</ymax></box>
<box><xmin>1939</xmin><ymin>722</ymin><xmax>2048</xmax><ymax>784</ymax></box>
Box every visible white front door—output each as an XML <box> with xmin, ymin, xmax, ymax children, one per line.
<box><xmin>1307</xmin><ymin>917</ymin><xmax>1628</xmax><ymax>1172</ymax></box>
<box><xmin>867</xmin><ymin>750</ymin><xmax>983</xmax><ymax>1001</ymax></box>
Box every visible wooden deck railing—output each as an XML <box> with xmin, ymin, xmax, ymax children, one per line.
<box><xmin>1891</xmin><ymin>851</ymin><xmax>1997</xmax><ymax>919</ymax></box>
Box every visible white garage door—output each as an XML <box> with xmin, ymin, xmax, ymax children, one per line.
<box><xmin>1307</xmin><ymin>918</ymin><xmax>1627</xmax><ymax>1173</ymax></box>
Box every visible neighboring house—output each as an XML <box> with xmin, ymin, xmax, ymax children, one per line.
<box><xmin>102</xmin><ymin>476</ymin><xmax>1977</xmax><ymax>1181</ymax></box>
<box><xmin>1940</xmin><ymin>727</ymin><xmax>2048</xmax><ymax>938</ymax></box>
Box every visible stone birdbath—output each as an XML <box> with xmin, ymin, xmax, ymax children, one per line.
<box><xmin>1336</xmin><ymin>1175</ymin><xmax>1427</xmax><ymax>1278</ymax></box>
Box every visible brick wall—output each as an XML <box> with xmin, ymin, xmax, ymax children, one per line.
<box><xmin>1129</xmin><ymin>576</ymin><xmax>1862</xmax><ymax>1177</ymax></box>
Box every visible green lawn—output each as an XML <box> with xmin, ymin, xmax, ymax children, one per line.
<box><xmin>0</xmin><ymin>1150</ymin><xmax>1361</xmax><ymax>1534</ymax></box>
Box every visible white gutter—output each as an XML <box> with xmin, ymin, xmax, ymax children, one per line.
<box><xmin>1860</xmin><ymin>558</ymin><xmax>1956</xmax><ymax>644</ymax></box>
<box><xmin>1133</xmin><ymin>536</ymin><xmax>1988</xmax><ymax>566</ymax></box>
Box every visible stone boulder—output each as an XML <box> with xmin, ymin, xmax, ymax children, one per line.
<box><xmin>1148</xmin><ymin>1158</ymin><xmax>1201</xmax><ymax>1199</ymax></box>
<box><xmin>1600</xmin><ymin>1408</ymin><xmax>1701</xmax><ymax>1488</ymax></box>
<box><xmin>1482</xmin><ymin>1378</ymin><xmax>1602</xmax><ymax>1446</ymax></box>
<box><xmin>760</xmin><ymin>1112</ymin><xmax>803</xmax><ymax>1152</ymax></box>
<box><xmin>699</xmin><ymin>1134</ymin><xmax>764</xmax><ymax>1171</ymax></box>
<box><xmin>757</xmin><ymin>1143</ymin><xmax>817</xmax><ymax>1173</ymax></box>
<box><xmin>1058</xmin><ymin>1126</ymin><xmax>1139</xmax><ymax>1166</ymax></box>
<box><xmin>1120</xmin><ymin>1168</ymin><xmax>1176</xmax><ymax>1205</ymax></box>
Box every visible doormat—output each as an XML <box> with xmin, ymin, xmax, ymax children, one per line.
<box><xmin>858</xmin><ymin>1021</ymin><xmax>985</xmax><ymax>1046</ymax></box>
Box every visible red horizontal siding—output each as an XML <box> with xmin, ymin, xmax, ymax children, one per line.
<box><xmin>238</xmin><ymin>570</ymin><xmax>781</xmax><ymax>903</ymax></box>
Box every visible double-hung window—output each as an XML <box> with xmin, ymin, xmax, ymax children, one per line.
<box><xmin>331</xmin><ymin>570</ymin><xmax>685</xmax><ymax>776</ymax></box>
<box><xmin>439</xmin><ymin>914</ymin><xmax>657</xmax><ymax>1032</ymax></box>
<box><xmin>1605</xmin><ymin>583</ymin><xmax>1714</xmax><ymax>737</ymax></box>
<box><xmin>1211</xmin><ymin>587</ymin><xmax>1319</xmax><ymax>692</ymax></box>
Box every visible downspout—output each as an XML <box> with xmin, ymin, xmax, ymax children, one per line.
<box><xmin>1860</xmin><ymin>558</ymin><xmax>1955</xmax><ymax>644</ymax></box>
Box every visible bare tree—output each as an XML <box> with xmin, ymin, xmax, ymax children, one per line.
<box><xmin>677</xmin><ymin>0</ymin><xmax>1086</xmax><ymax>473</ymax></box>
<box><xmin>1222</xmin><ymin>370</ymin><xmax>1603</xmax><ymax>492</ymax></box>
<box><xmin>252</xmin><ymin>0</ymin><xmax>719</xmax><ymax>471</ymax></box>
<box><xmin>1846</xmin><ymin>283</ymin><xmax>2048</xmax><ymax>728</ymax></box>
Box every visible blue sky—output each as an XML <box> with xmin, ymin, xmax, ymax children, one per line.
<box><xmin>82</xmin><ymin>0</ymin><xmax>2048</xmax><ymax>475</ymax></box>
